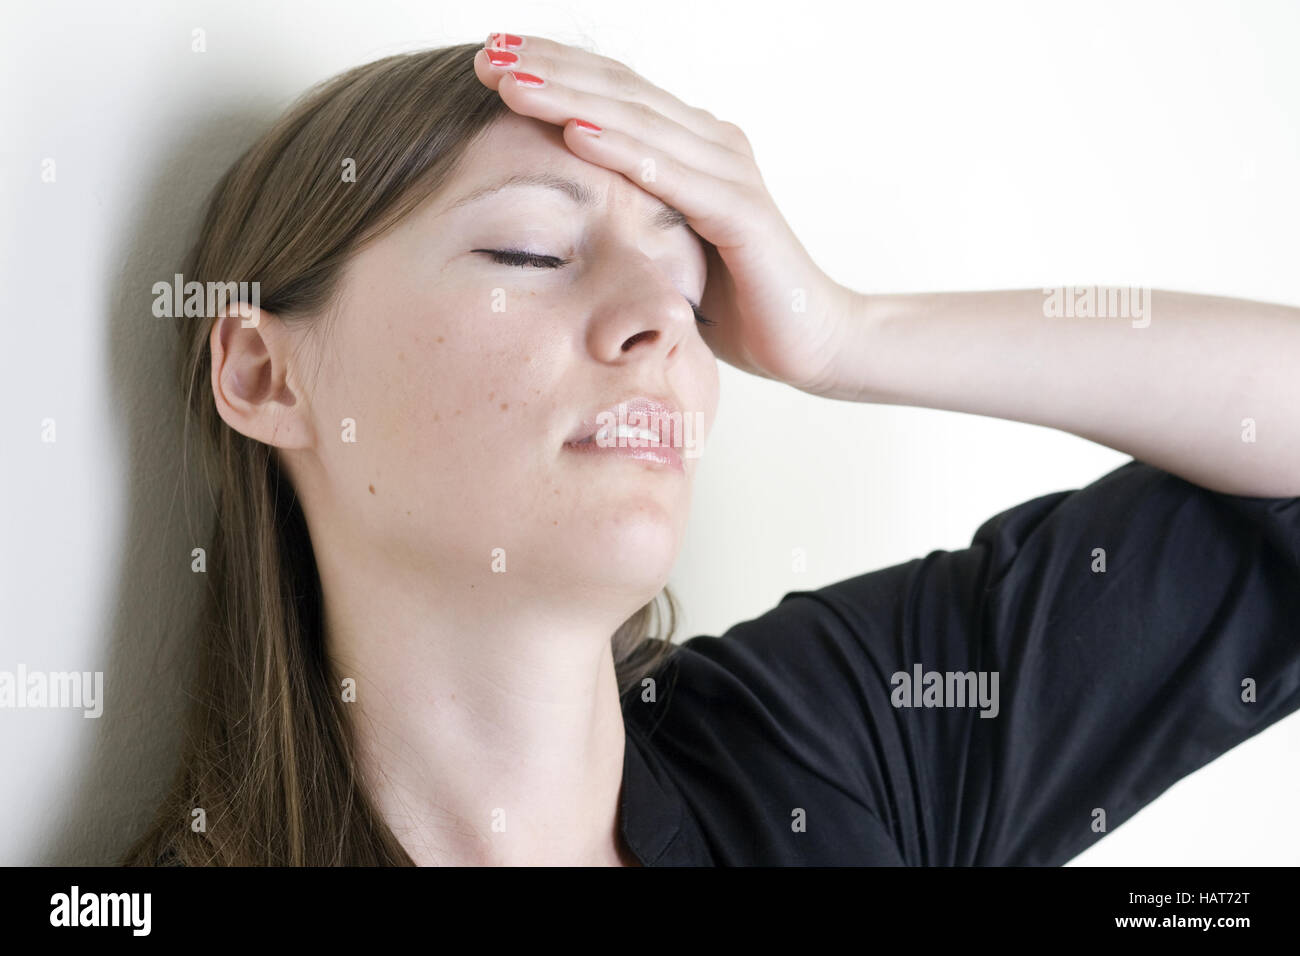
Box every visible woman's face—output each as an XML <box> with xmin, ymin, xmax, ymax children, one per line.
<box><xmin>286</xmin><ymin>112</ymin><xmax>719</xmax><ymax>607</ymax></box>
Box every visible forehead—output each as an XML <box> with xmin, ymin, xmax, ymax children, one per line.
<box><xmin>434</xmin><ymin>112</ymin><xmax>688</xmax><ymax>229</ymax></box>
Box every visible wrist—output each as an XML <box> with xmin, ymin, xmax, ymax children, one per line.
<box><xmin>802</xmin><ymin>285</ymin><xmax>887</xmax><ymax>402</ymax></box>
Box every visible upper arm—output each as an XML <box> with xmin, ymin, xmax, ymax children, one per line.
<box><xmin>737</xmin><ymin>459</ymin><xmax>1300</xmax><ymax>864</ymax></box>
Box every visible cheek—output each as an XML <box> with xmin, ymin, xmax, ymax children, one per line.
<box><xmin>361</xmin><ymin>317</ymin><xmax>567</xmax><ymax>495</ymax></box>
<box><xmin>686</xmin><ymin>348</ymin><xmax>721</xmax><ymax>440</ymax></box>
<box><xmin>380</xmin><ymin>332</ymin><xmax>597</xmax><ymax>561</ymax></box>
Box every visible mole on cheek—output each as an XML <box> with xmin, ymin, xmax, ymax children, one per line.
<box><xmin>500</xmin><ymin>403</ymin><xmax>509</xmax><ymax>411</ymax></box>
<box><xmin>368</xmin><ymin>484</ymin><xmax>376</xmax><ymax>495</ymax></box>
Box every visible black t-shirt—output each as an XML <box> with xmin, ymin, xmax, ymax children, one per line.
<box><xmin>619</xmin><ymin>458</ymin><xmax>1300</xmax><ymax>865</ymax></box>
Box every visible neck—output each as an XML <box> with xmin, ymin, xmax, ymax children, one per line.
<box><xmin>316</xmin><ymin>536</ymin><xmax>645</xmax><ymax>866</ymax></box>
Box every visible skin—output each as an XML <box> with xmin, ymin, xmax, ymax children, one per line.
<box><xmin>209</xmin><ymin>33</ymin><xmax>1300</xmax><ymax>866</ymax></box>
<box><xmin>476</xmin><ymin>34</ymin><xmax>1300</xmax><ymax>497</ymax></box>
<box><xmin>210</xmin><ymin>102</ymin><xmax>718</xmax><ymax>865</ymax></box>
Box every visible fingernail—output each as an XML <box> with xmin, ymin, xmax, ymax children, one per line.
<box><xmin>574</xmin><ymin>119</ymin><xmax>602</xmax><ymax>134</ymax></box>
<box><xmin>486</xmin><ymin>33</ymin><xmax>524</xmax><ymax>49</ymax></box>
<box><xmin>486</xmin><ymin>49</ymin><xmax>519</xmax><ymax>67</ymax></box>
<box><xmin>509</xmin><ymin>71</ymin><xmax>545</xmax><ymax>88</ymax></box>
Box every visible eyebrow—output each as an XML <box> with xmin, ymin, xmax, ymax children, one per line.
<box><xmin>444</xmin><ymin>171</ymin><xmax>689</xmax><ymax>231</ymax></box>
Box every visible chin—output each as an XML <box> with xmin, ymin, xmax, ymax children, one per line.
<box><xmin>560</xmin><ymin>514</ymin><xmax>681</xmax><ymax>598</ymax></box>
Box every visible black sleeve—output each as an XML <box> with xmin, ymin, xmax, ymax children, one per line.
<box><xmin>705</xmin><ymin>458</ymin><xmax>1300</xmax><ymax>865</ymax></box>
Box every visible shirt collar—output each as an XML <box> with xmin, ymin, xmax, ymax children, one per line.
<box><xmin>620</xmin><ymin>720</ymin><xmax>711</xmax><ymax>865</ymax></box>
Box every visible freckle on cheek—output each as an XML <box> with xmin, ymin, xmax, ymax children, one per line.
<box><xmin>368</xmin><ymin>484</ymin><xmax>376</xmax><ymax>495</ymax></box>
<box><xmin>500</xmin><ymin>403</ymin><xmax>509</xmax><ymax>410</ymax></box>
<box><xmin>436</xmin><ymin>336</ymin><xmax>444</xmax><ymax>343</ymax></box>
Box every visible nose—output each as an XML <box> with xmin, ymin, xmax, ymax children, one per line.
<box><xmin>583</xmin><ymin>253</ymin><xmax>698</xmax><ymax>365</ymax></box>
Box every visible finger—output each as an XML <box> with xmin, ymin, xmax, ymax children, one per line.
<box><xmin>478</xmin><ymin>61</ymin><xmax>756</xmax><ymax>186</ymax></box>
<box><xmin>476</xmin><ymin>35</ymin><xmax>753</xmax><ymax>157</ymax></box>
<box><xmin>560</xmin><ymin>119</ymin><xmax>760</xmax><ymax>250</ymax></box>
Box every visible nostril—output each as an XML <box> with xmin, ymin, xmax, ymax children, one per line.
<box><xmin>621</xmin><ymin>330</ymin><xmax>656</xmax><ymax>351</ymax></box>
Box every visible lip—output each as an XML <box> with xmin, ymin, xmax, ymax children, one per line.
<box><xmin>564</xmin><ymin>395</ymin><xmax>682</xmax><ymax>444</ymax></box>
<box><xmin>562</xmin><ymin>394</ymin><xmax>686</xmax><ymax>473</ymax></box>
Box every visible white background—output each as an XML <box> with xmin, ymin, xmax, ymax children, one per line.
<box><xmin>1</xmin><ymin>0</ymin><xmax>1297</xmax><ymax>865</ymax></box>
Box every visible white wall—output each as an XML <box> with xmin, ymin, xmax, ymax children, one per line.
<box><xmin>2</xmin><ymin>0</ymin><xmax>1297</xmax><ymax>865</ymax></box>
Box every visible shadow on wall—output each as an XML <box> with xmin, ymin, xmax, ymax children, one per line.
<box><xmin>43</xmin><ymin>111</ymin><xmax>271</xmax><ymax>865</ymax></box>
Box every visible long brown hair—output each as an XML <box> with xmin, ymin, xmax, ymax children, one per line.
<box><xmin>122</xmin><ymin>43</ymin><xmax>682</xmax><ymax>867</ymax></box>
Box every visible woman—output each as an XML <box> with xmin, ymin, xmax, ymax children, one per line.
<box><xmin>124</xmin><ymin>35</ymin><xmax>1300</xmax><ymax>866</ymax></box>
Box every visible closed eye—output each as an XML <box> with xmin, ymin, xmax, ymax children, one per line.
<box><xmin>471</xmin><ymin>249</ymin><xmax>716</xmax><ymax>327</ymax></box>
<box><xmin>473</xmin><ymin>248</ymin><xmax>569</xmax><ymax>269</ymax></box>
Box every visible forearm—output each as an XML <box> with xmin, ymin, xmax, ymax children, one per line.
<box><xmin>820</xmin><ymin>287</ymin><xmax>1300</xmax><ymax>497</ymax></box>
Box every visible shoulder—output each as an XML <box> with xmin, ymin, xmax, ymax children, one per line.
<box><xmin>626</xmin><ymin>582</ymin><xmax>909</xmax><ymax>783</ymax></box>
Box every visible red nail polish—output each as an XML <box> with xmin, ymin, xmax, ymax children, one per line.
<box><xmin>509</xmin><ymin>71</ymin><xmax>545</xmax><ymax>87</ymax></box>
<box><xmin>574</xmin><ymin>119</ymin><xmax>602</xmax><ymax>133</ymax></box>
<box><xmin>486</xmin><ymin>49</ymin><xmax>518</xmax><ymax>67</ymax></box>
<box><xmin>487</xmin><ymin>33</ymin><xmax>524</xmax><ymax>49</ymax></box>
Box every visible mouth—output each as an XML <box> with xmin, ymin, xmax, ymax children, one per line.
<box><xmin>563</xmin><ymin>395</ymin><xmax>686</xmax><ymax>472</ymax></box>
<box><xmin>565</xmin><ymin>423</ymin><xmax>665</xmax><ymax>447</ymax></box>
<box><xmin>564</xmin><ymin>395</ymin><xmax>681</xmax><ymax>445</ymax></box>
<box><xmin>563</xmin><ymin>435</ymin><xmax>684</xmax><ymax>471</ymax></box>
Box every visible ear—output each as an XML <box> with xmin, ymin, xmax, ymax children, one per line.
<box><xmin>209</xmin><ymin>305</ymin><xmax>316</xmax><ymax>450</ymax></box>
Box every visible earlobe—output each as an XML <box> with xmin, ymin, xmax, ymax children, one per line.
<box><xmin>209</xmin><ymin>306</ymin><xmax>315</xmax><ymax>450</ymax></box>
